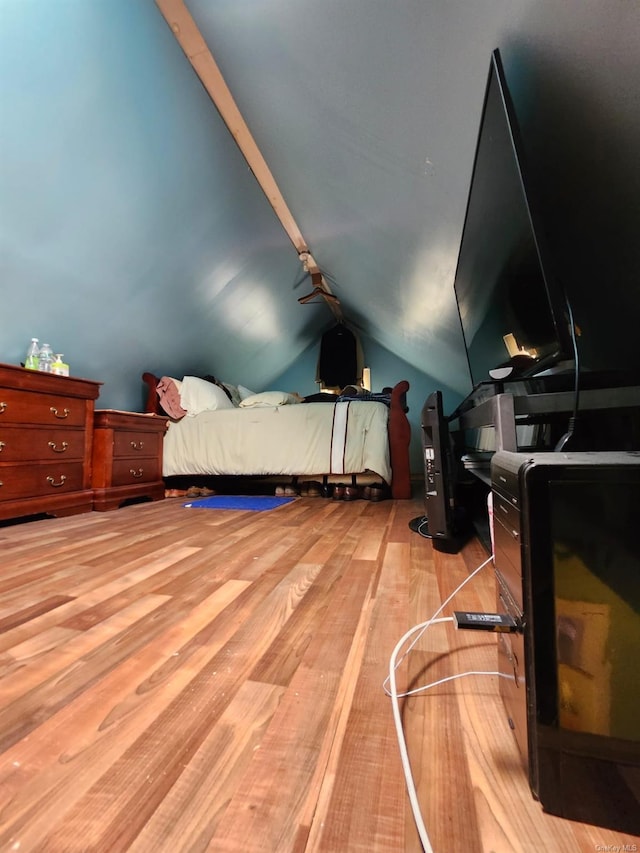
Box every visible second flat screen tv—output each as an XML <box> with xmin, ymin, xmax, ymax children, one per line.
<box><xmin>453</xmin><ymin>49</ymin><xmax>573</xmax><ymax>388</ymax></box>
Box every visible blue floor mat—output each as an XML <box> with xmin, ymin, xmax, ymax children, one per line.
<box><xmin>183</xmin><ymin>495</ymin><xmax>296</xmax><ymax>512</ymax></box>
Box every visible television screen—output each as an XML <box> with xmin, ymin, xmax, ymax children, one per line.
<box><xmin>454</xmin><ymin>49</ymin><xmax>573</xmax><ymax>388</ymax></box>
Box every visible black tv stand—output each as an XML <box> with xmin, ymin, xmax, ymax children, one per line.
<box><xmin>450</xmin><ymin>376</ymin><xmax>640</xmax><ymax>454</ymax></box>
<box><xmin>450</xmin><ymin>370</ymin><xmax>640</xmax><ymax>419</ymax></box>
<box><xmin>444</xmin><ymin>377</ymin><xmax>640</xmax><ymax>832</ymax></box>
<box><xmin>447</xmin><ymin>376</ymin><xmax>640</xmax><ymax>551</ymax></box>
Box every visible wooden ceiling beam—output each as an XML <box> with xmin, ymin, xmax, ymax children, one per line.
<box><xmin>155</xmin><ymin>0</ymin><xmax>342</xmax><ymax>320</ymax></box>
<box><xmin>155</xmin><ymin>0</ymin><xmax>307</xmax><ymax>254</ymax></box>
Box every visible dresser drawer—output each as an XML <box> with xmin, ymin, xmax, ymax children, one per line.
<box><xmin>113</xmin><ymin>430</ymin><xmax>162</xmax><ymax>458</ymax></box>
<box><xmin>0</xmin><ymin>462</ymin><xmax>85</xmax><ymax>500</ymax></box>
<box><xmin>0</xmin><ymin>427</ymin><xmax>85</xmax><ymax>462</ymax></box>
<box><xmin>0</xmin><ymin>388</ymin><xmax>87</xmax><ymax>427</ymax></box>
<box><xmin>111</xmin><ymin>457</ymin><xmax>161</xmax><ymax>486</ymax></box>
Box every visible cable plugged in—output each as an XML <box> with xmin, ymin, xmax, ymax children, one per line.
<box><xmin>453</xmin><ymin>610</ymin><xmax>520</xmax><ymax>633</ymax></box>
<box><xmin>386</xmin><ymin>553</ymin><xmax>495</xmax><ymax>853</ymax></box>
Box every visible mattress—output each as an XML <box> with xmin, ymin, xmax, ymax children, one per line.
<box><xmin>162</xmin><ymin>400</ymin><xmax>391</xmax><ymax>483</ymax></box>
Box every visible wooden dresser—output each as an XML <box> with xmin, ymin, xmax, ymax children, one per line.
<box><xmin>91</xmin><ymin>409</ymin><xmax>168</xmax><ymax>511</ymax></box>
<box><xmin>0</xmin><ymin>363</ymin><xmax>101</xmax><ymax>521</ymax></box>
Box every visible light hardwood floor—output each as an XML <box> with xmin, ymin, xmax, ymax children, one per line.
<box><xmin>0</xmin><ymin>495</ymin><xmax>637</xmax><ymax>852</ymax></box>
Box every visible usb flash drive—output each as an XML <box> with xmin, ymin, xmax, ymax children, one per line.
<box><xmin>453</xmin><ymin>611</ymin><xmax>520</xmax><ymax>633</ymax></box>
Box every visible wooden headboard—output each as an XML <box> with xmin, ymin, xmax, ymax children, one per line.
<box><xmin>142</xmin><ymin>372</ymin><xmax>164</xmax><ymax>415</ymax></box>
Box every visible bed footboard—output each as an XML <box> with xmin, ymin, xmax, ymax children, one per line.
<box><xmin>388</xmin><ymin>380</ymin><xmax>411</xmax><ymax>499</ymax></box>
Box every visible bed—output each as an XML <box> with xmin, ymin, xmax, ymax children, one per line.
<box><xmin>141</xmin><ymin>372</ymin><xmax>412</xmax><ymax>498</ymax></box>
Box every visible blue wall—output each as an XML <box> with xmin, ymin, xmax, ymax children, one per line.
<box><xmin>2</xmin><ymin>0</ymin><xmax>638</xmax><ymax>424</ymax></box>
<box><xmin>0</xmin><ymin>0</ymin><xmax>306</xmax><ymax>409</ymax></box>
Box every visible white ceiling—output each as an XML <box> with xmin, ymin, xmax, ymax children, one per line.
<box><xmin>162</xmin><ymin>0</ymin><xmax>640</xmax><ymax>393</ymax></box>
<box><xmin>159</xmin><ymin>0</ymin><xmax>535</xmax><ymax>395</ymax></box>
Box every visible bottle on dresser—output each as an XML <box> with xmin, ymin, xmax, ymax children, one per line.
<box><xmin>52</xmin><ymin>354</ymin><xmax>70</xmax><ymax>376</ymax></box>
<box><xmin>37</xmin><ymin>343</ymin><xmax>54</xmax><ymax>373</ymax></box>
<box><xmin>25</xmin><ymin>337</ymin><xmax>40</xmax><ymax>370</ymax></box>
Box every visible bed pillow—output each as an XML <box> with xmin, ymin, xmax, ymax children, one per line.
<box><xmin>237</xmin><ymin>384</ymin><xmax>257</xmax><ymax>401</ymax></box>
<box><xmin>180</xmin><ymin>375</ymin><xmax>235</xmax><ymax>416</ymax></box>
<box><xmin>239</xmin><ymin>391</ymin><xmax>300</xmax><ymax>408</ymax></box>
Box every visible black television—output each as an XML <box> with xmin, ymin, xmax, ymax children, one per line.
<box><xmin>453</xmin><ymin>49</ymin><xmax>574</xmax><ymax>388</ymax></box>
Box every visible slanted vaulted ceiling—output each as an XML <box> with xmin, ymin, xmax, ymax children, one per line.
<box><xmin>155</xmin><ymin>0</ymin><xmax>481</xmax><ymax>395</ymax></box>
<box><xmin>156</xmin><ymin>0</ymin><xmax>343</xmax><ymax>323</ymax></box>
<box><xmin>2</xmin><ymin>0</ymin><xmax>637</xmax><ymax>425</ymax></box>
<box><xmin>150</xmin><ymin>0</ymin><xmax>640</xmax><ymax>399</ymax></box>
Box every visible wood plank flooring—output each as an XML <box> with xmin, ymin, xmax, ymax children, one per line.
<box><xmin>0</xmin><ymin>495</ymin><xmax>637</xmax><ymax>852</ymax></box>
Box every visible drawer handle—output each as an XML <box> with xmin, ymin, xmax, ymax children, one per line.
<box><xmin>0</xmin><ymin>441</ymin><xmax>5</xmax><ymax>452</ymax></box>
<box><xmin>0</xmin><ymin>402</ymin><xmax>6</xmax><ymax>414</ymax></box>
<box><xmin>47</xmin><ymin>475</ymin><xmax>67</xmax><ymax>488</ymax></box>
<box><xmin>48</xmin><ymin>440</ymin><xmax>69</xmax><ymax>453</ymax></box>
<box><xmin>130</xmin><ymin>440</ymin><xmax>144</xmax><ymax>451</ymax></box>
<box><xmin>129</xmin><ymin>468</ymin><xmax>144</xmax><ymax>478</ymax></box>
<box><xmin>50</xmin><ymin>406</ymin><xmax>70</xmax><ymax>419</ymax></box>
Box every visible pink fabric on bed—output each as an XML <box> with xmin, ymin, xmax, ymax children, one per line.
<box><xmin>157</xmin><ymin>376</ymin><xmax>187</xmax><ymax>420</ymax></box>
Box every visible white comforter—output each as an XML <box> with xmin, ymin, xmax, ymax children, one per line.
<box><xmin>162</xmin><ymin>400</ymin><xmax>391</xmax><ymax>483</ymax></box>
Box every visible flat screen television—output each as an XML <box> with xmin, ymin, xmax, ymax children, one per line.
<box><xmin>453</xmin><ymin>49</ymin><xmax>574</xmax><ymax>388</ymax></box>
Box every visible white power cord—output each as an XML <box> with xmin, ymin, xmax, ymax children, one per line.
<box><xmin>384</xmin><ymin>554</ymin><xmax>493</xmax><ymax>694</ymax></box>
<box><xmin>386</xmin><ymin>554</ymin><xmax>499</xmax><ymax>852</ymax></box>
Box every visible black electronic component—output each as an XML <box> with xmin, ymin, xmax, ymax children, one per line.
<box><xmin>416</xmin><ymin>390</ymin><xmax>471</xmax><ymax>553</ymax></box>
<box><xmin>453</xmin><ymin>610</ymin><xmax>519</xmax><ymax>633</ymax></box>
<box><xmin>492</xmin><ymin>449</ymin><xmax>640</xmax><ymax>835</ymax></box>
<box><xmin>453</xmin><ymin>49</ymin><xmax>574</xmax><ymax>390</ymax></box>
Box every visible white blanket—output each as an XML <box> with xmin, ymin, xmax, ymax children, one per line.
<box><xmin>162</xmin><ymin>401</ymin><xmax>391</xmax><ymax>483</ymax></box>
